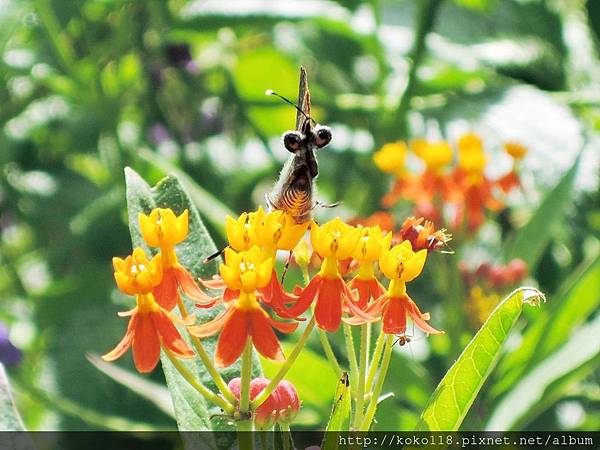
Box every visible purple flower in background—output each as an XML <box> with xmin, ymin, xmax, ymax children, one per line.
<box><xmin>0</xmin><ymin>322</ymin><xmax>22</xmax><ymax>368</ymax></box>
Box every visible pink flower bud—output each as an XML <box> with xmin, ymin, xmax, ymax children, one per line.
<box><xmin>507</xmin><ymin>259</ymin><xmax>527</xmax><ymax>283</ymax></box>
<box><xmin>227</xmin><ymin>377</ymin><xmax>280</xmax><ymax>429</ymax></box>
<box><xmin>489</xmin><ymin>265</ymin><xmax>509</xmax><ymax>287</ymax></box>
<box><xmin>275</xmin><ymin>380</ymin><xmax>300</xmax><ymax>424</ymax></box>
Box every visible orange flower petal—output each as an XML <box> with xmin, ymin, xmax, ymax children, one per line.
<box><xmin>250</xmin><ymin>309</ymin><xmax>285</xmax><ymax>362</ymax></box>
<box><xmin>407</xmin><ymin>298</ymin><xmax>443</xmax><ymax>335</ymax></box>
<box><xmin>132</xmin><ymin>312</ymin><xmax>161</xmax><ymax>373</ymax></box>
<box><xmin>279</xmin><ymin>275</ymin><xmax>323</xmax><ymax>319</ymax></box>
<box><xmin>152</xmin><ymin>310</ymin><xmax>195</xmax><ymax>358</ymax></box>
<box><xmin>102</xmin><ymin>314</ymin><xmax>137</xmax><ymax>361</ymax></box>
<box><xmin>153</xmin><ymin>267</ymin><xmax>179</xmax><ymax>311</ymax></box>
<box><xmin>188</xmin><ymin>307</ymin><xmax>235</xmax><ymax>338</ymax></box>
<box><xmin>314</xmin><ymin>278</ymin><xmax>343</xmax><ymax>332</ymax></box>
<box><xmin>268</xmin><ymin>316</ymin><xmax>299</xmax><ymax>334</ymax></box>
<box><xmin>215</xmin><ymin>308</ymin><xmax>249</xmax><ymax>367</ymax></box>
<box><xmin>199</xmin><ymin>276</ymin><xmax>227</xmax><ymax>290</ymax></box>
<box><xmin>175</xmin><ymin>266</ymin><xmax>212</xmax><ymax>303</ymax></box>
<box><xmin>382</xmin><ymin>296</ymin><xmax>408</xmax><ymax>335</ymax></box>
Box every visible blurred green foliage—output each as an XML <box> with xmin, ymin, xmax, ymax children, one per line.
<box><xmin>1</xmin><ymin>0</ymin><xmax>599</xmax><ymax>435</ymax></box>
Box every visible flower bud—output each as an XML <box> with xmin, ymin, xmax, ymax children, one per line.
<box><xmin>507</xmin><ymin>259</ymin><xmax>527</xmax><ymax>284</ymax></box>
<box><xmin>228</xmin><ymin>377</ymin><xmax>280</xmax><ymax>429</ymax></box>
<box><xmin>275</xmin><ymin>380</ymin><xmax>300</xmax><ymax>424</ymax></box>
<box><xmin>489</xmin><ymin>265</ymin><xmax>509</xmax><ymax>288</ymax></box>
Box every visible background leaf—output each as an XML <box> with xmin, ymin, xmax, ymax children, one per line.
<box><xmin>486</xmin><ymin>313</ymin><xmax>600</xmax><ymax>430</ymax></box>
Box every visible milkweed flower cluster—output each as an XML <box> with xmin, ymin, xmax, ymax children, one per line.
<box><xmin>373</xmin><ymin>133</ymin><xmax>526</xmax><ymax>231</ymax></box>
<box><xmin>103</xmin><ymin>202</ymin><xmax>449</xmax><ymax>431</ymax></box>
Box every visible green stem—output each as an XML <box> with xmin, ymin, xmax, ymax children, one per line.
<box><xmin>343</xmin><ymin>324</ymin><xmax>359</xmax><ymax>396</ymax></box>
<box><xmin>251</xmin><ymin>317</ymin><xmax>316</xmax><ymax>409</ymax></box>
<box><xmin>393</xmin><ymin>0</ymin><xmax>444</xmax><ymax>135</ymax></box>
<box><xmin>365</xmin><ymin>330</ymin><xmax>386</xmax><ymax>395</ymax></box>
<box><xmin>280</xmin><ymin>423</ymin><xmax>292</xmax><ymax>450</ymax></box>
<box><xmin>177</xmin><ymin>298</ymin><xmax>236</xmax><ymax>403</ymax></box>
<box><xmin>164</xmin><ymin>350</ymin><xmax>234</xmax><ymax>414</ymax></box>
<box><xmin>318</xmin><ymin>329</ymin><xmax>343</xmax><ymax>377</ymax></box>
<box><xmin>353</xmin><ymin>324</ymin><xmax>369</xmax><ymax>429</ymax></box>
<box><xmin>360</xmin><ymin>334</ymin><xmax>394</xmax><ymax>430</ymax></box>
<box><xmin>240</xmin><ymin>338</ymin><xmax>253</xmax><ymax>414</ymax></box>
<box><xmin>237</xmin><ymin>339</ymin><xmax>254</xmax><ymax>449</ymax></box>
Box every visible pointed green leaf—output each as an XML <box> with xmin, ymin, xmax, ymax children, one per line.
<box><xmin>505</xmin><ymin>155</ymin><xmax>580</xmax><ymax>270</ymax></box>
<box><xmin>123</xmin><ymin>168</ymin><xmax>261</xmax><ymax>432</ymax></box>
<box><xmin>414</xmin><ymin>288</ymin><xmax>545</xmax><ymax>431</ymax></box>
<box><xmin>0</xmin><ymin>364</ymin><xmax>24</xmax><ymax>431</ymax></box>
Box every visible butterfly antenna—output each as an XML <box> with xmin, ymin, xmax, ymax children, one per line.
<box><xmin>265</xmin><ymin>89</ymin><xmax>313</xmax><ymax>123</ymax></box>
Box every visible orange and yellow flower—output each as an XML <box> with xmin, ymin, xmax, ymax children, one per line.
<box><xmin>348</xmin><ymin>241</ymin><xmax>442</xmax><ymax>335</ymax></box>
<box><xmin>281</xmin><ymin>218</ymin><xmax>375</xmax><ymax>331</ymax></box>
<box><xmin>347</xmin><ymin>226</ymin><xmax>391</xmax><ymax>309</ymax></box>
<box><xmin>189</xmin><ymin>246</ymin><xmax>297</xmax><ymax>367</ymax></box>
<box><xmin>103</xmin><ymin>248</ymin><xmax>195</xmax><ymax>373</ymax></box>
<box><xmin>139</xmin><ymin>208</ymin><xmax>211</xmax><ymax>310</ymax></box>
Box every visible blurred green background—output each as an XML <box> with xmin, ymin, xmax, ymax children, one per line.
<box><xmin>1</xmin><ymin>0</ymin><xmax>599</xmax><ymax>434</ymax></box>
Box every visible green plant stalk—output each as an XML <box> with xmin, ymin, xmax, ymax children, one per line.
<box><xmin>360</xmin><ymin>334</ymin><xmax>394</xmax><ymax>430</ymax></box>
<box><xmin>164</xmin><ymin>350</ymin><xmax>234</xmax><ymax>414</ymax></box>
<box><xmin>352</xmin><ymin>324</ymin><xmax>369</xmax><ymax>429</ymax></box>
<box><xmin>365</xmin><ymin>328</ymin><xmax>386</xmax><ymax>395</ymax></box>
<box><xmin>177</xmin><ymin>298</ymin><xmax>236</xmax><ymax>403</ymax></box>
<box><xmin>393</xmin><ymin>0</ymin><xmax>444</xmax><ymax>134</ymax></box>
<box><xmin>343</xmin><ymin>324</ymin><xmax>360</xmax><ymax>396</ymax></box>
<box><xmin>237</xmin><ymin>338</ymin><xmax>254</xmax><ymax>446</ymax></box>
<box><xmin>318</xmin><ymin>329</ymin><xmax>343</xmax><ymax>377</ymax></box>
<box><xmin>280</xmin><ymin>423</ymin><xmax>292</xmax><ymax>450</ymax></box>
<box><xmin>251</xmin><ymin>317</ymin><xmax>316</xmax><ymax>409</ymax></box>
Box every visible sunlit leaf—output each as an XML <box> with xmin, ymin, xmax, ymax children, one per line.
<box><xmin>486</xmin><ymin>313</ymin><xmax>600</xmax><ymax>430</ymax></box>
<box><xmin>414</xmin><ymin>288</ymin><xmax>545</xmax><ymax>431</ymax></box>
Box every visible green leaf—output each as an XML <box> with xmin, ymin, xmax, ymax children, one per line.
<box><xmin>322</xmin><ymin>372</ymin><xmax>351</xmax><ymax>450</ymax></box>
<box><xmin>261</xmin><ymin>342</ymin><xmax>338</xmax><ymax>422</ymax></box>
<box><xmin>124</xmin><ymin>168</ymin><xmax>261</xmax><ymax>432</ymax></box>
<box><xmin>87</xmin><ymin>353</ymin><xmax>175</xmax><ymax>419</ymax></box>
<box><xmin>0</xmin><ymin>364</ymin><xmax>24</xmax><ymax>431</ymax></box>
<box><xmin>138</xmin><ymin>148</ymin><xmax>235</xmax><ymax>240</ymax></box>
<box><xmin>124</xmin><ymin>168</ymin><xmax>213</xmax><ymax>431</ymax></box>
<box><xmin>414</xmin><ymin>288</ymin><xmax>546</xmax><ymax>431</ymax></box>
<box><xmin>505</xmin><ymin>154</ymin><xmax>581</xmax><ymax>270</ymax></box>
<box><xmin>486</xmin><ymin>313</ymin><xmax>600</xmax><ymax>430</ymax></box>
<box><xmin>493</xmin><ymin>253</ymin><xmax>600</xmax><ymax>397</ymax></box>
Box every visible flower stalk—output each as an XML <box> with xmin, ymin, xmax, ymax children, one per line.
<box><xmin>251</xmin><ymin>317</ymin><xmax>316</xmax><ymax>409</ymax></box>
<box><xmin>360</xmin><ymin>334</ymin><xmax>394</xmax><ymax>430</ymax></box>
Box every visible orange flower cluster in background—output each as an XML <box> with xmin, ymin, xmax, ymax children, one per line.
<box><xmin>460</xmin><ymin>259</ymin><xmax>528</xmax><ymax>327</ymax></box>
<box><xmin>373</xmin><ymin>133</ymin><xmax>526</xmax><ymax>231</ymax></box>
